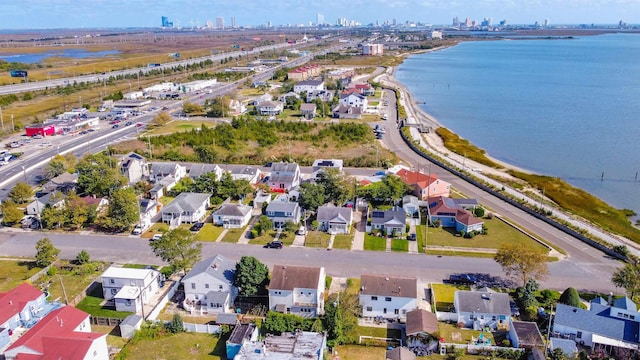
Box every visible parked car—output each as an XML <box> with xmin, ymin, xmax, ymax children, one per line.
<box><xmin>33</xmin><ymin>135</ymin><xmax>43</xmax><ymax>139</ymax></box>
<box><xmin>448</xmin><ymin>273</ymin><xmax>477</xmax><ymax>285</ymax></box>
<box><xmin>190</xmin><ymin>222</ymin><xmax>204</xmax><ymax>232</ymax></box>
<box><xmin>510</xmin><ymin>300</ymin><xmax>520</xmax><ymax>317</ymax></box>
<box><xmin>112</xmin><ymin>124</ymin><xmax>119</xmax><ymax>129</ymax></box>
<box><xmin>407</xmin><ymin>233</ymin><xmax>417</xmax><ymax>241</ymax></box>
<box><xmin>151</xmin><ymin>234</ymin><xmax>163</xmax><ymax>241</ymax></box>
<box><xmin>135</xmin><ymin>122</ymin><xmax>144</xmax><ymax>127</ymax></box>
<box><xmin>265</xmin><ymin>240</ymin><xmax>283</xmax><ymax>249</ymax></box>
<box><xmin>132</xmin><ymin>225</ymin><xmax>143</xmax><ymax>235</ymax></box>
<box><xmin>296</xmin><ymin>226</ymin><xmax>307</xmax><ymax>236</ymax></box>
<box><xmin>124</xmin><ymin>121</ymin><xmax>133</xmax><ymax>126</ymax></box>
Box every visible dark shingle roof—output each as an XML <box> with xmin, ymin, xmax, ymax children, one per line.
<box><xmin>163</xmin><ymin>192</ymin><xmax>210</xmax><ymax>214</ymax></box>
<box><xmin>360</xmin><ymin>274</ymin><xmax>417</xmax><ymax>298</ymax></box>
<box><xmin>406</xmin><ymin>309</ymin><xmax>438</xmax><ymax>336</ymax></box>
<box><xmin>270</xmin><ymin>265</ymin><xmax>322</xmax><ymax>290</ymax></box>
<box><xmin>214</xmin><ymin>203</ymin><xmax>252</xmax><ymax>217</ymax></box>
<box><xmin>512</xmin><ymin>321</ymin><xmax>544</xmax><ymax>347</ymax></box>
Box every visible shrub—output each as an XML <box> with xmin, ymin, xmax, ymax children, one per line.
<box><xmin>558</xmin><ymin>287</ymin><xmax>581</xmax><ymax>307</ymax></box>
<box><xmin>165</xmin><ymin>314</ymin><xmax>184</xmax><ymax>333</ymax></box>
<box><xmin>76</xmin><ymin>250</ymin><xmax>90</xmax><ymax>265</ymax></box>
<box><xmin>486</xmin><ymin>212</ymin><xmax>493</xmax><ymax>219</ymax></box>
<box><xmin>474</xmin><ymin>207</ymin><xmax>485</xmax><ymax>217</ymax></box>
<box><xmin>502</xmin><ymin>339</ymin><xmax>511</xmax><ymax>347</ymax></box>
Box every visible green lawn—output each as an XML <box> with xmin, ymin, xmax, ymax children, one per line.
<box><xmin>119</xmin><ymin>332</ymin><xmax>223</xmax><ymax>360</ymax></box>
<box><xmin>305</xmin><ymin>231</ymin><xmax>331</xmax><ymax>248</ymax></box>
<box><xmin>425</xmin><ymin>218</ymin><xmax>549</xmax><ymax>251</ymax></box>
<box><xmin>142</xmin><ymin>222</ymin><xmax>169</xmax><ymax>238</ymax></box>
<box><xmin>364</xmin><ymin>234</ymin><xmax>387</xmax><ymax>251</ymax></box>
<box><xmin>391</xmin><ymin>239</ymin><xmax>408</xmax><ymax>252</ymax></box>
<box><xmin>277</xmin><ymin>231</ymin><xmax>296</xmax><ymax>246</ymax></box>
<box><xmin>38</xmin><ymin>261</ymin><xmax>108</xmax><ymax>304</ymax></box>
<box><xmin>347</xmin><ymin>325</ymin><xmax>402</xmax><ymax>347</ymax></box>
<box><xmin>76</xmin><ymin>291</ymin><xmax>133</xmax><ymax>319</ymax></box>
<box><xmin>346</xmin><ymin>278</ymin><xmax>361</xmax><ymax>295</ymax></box>
<box><xmin>425</xmin><ymin>250</ymin><xmax>496</xmax><ymax>259</ymax></box>
<box><xmin>145</xmin><ymin>120</ymin><xmax>219</xmax><ymax>137</ymax></box>
<box><xmin>438</xmin><ymin>322</ymin><xmax>494</xmax><ymax>345</ymax></box>
<box><xmin>416</xmin><ymin>225</ymin><xmax>426</xmax><ymax>253</ymax></box>
<box><xmin>220</xmin><ymin>228</ymin><xmax>245</xmax><ymax>243</ymax></box>
<box><xmin>92</xmin><ymin>325</ymin><xmax>129</xmax><ymax>348</ymax></box>
<box><xmin>194</xmin><ymin>223</ymin><xmax>224</xmax><ymax>242</ymax></box>
<box><xmin>333</xmin><ymin>233</ymin><xmax>354</xmax><ymax>249</ymax></box>
<box><xmin>0</xmin><ymin>259</ymin><xmax>43</xmax><ymax>292</ymax></box>
<box><xmin>431</xmin><ymin>283</ymin><xmax>470</xmax><ymax>312</ymax></box>
<box><xmin>248</xmin><ymin>230</ymin><xmax>278</xmax><ymax>245</ymax></box>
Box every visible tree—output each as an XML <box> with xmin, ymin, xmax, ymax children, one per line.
<box><xmin>40</xmin><ymin>205</ymin><xmax>66</xmax><ymax>229</ymax></box>
<box><xmin>76</xmin><ymin>153</ymin><xmax>127</xmax><ymax>197</ymax></box>
<box><xmin>558</xmin><ymin>287</ymin><xmax>581</xmax><ymax>307</ymax></box>
<box><xmin>611</xmin><ymin>263</ymin><xmax>640</xmax><ymax>300</ymax></box>
<box><xmin>494</xmin><ymin>243</ymin><xmax>548</xmax><ymax>286</ymax></box>
<box><xmin>298</xmin><ymin>182</ymin><xmax>325</xmax><ymax>211</ymax></box>
<box><xmin>98</xmin><ymin>188</ymin><xmax>139</xmax><ymax>232</ymax></box>
<box><xmin>183</xmin><ymin>102</ymin><xmax>204</xmax><ymax>114</ymax></box>
<box><xmin>45</xmin><ymin>154</ymin><xmax>76</xmax><ymax>179</ymax></box>
<box><xmin>549</xmin><ymin>348</ymin><xmax>569</xmax><ymax>360</ymax></box>
<box><xmin>8</xmin><ymin>182</ymin><xmax>33</xmax><ymax>204</ymax></box>
<box><xmin>316</xmin><ymin>169</ymin><xmax>353</xmax><ymax>205</ymax></box>
<box><xmin>1</xmin><ymin>199</ymin><xmax>24</xmax><ymax>225</ymax></box>
<box><xmin>64</xmin><ymin>190</ymin><xmax>90</xmax><ymax>229</ymax></box>
<box><xmin>234</xmin><ymin>256</ymin><xmax>269</xmax><ymax>297</ymax></box>
<box><xmin>165</xmin><ymin>314</ymin><xmax>184</xmax><ymax>333</ymax></box>
<box><xmin>35</xmin><ymin>237</ymin><xmax>60</xmax><ymax>267</ymax></box>
<box><xmin>253</xmin><ymin>215</ymin><xmax>273</xmax><ymax>236</ymax></box>
<box><xmin>149</xmin><ymin>112</ymin><xmax>171</xmax><ymax>128</ymax></box>
<box><xmin>76</xmin><ymin>250</ymin><xmax>90</xmax><ymax>265</ymax></box>
<box><xmin>149</xmin><ymin>228</ymin><xmax>202</xmax><ymax>274</ymax></box>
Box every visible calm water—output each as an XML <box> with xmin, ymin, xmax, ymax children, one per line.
<box><xmin>0</xmin><ymin>48</ymin><xmax>119</xmax><ymax>63</ymax></box>
<box><xmin>396</xmin><ymin>34</ymin><xmax>640</xmax><ymax>216</ymax></box>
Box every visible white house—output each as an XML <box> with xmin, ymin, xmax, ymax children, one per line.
<box><xmin>189</xmin><ymin>163</ymin><xmax>224</xmax><ymax>181</ymax></box>
<box><xmin>26</xmin><ymin>191</ymin><xmax>65</xmax><ymax>216</ymax></box>
<box><xmin>339</xmin><ymin>90</ymin><xmax>368</xmax><ymax>109</ymax></box>
<box><xmin>119</xmin><ymin>152</ymin><xmax>149</xmax><ymax>185</ymax></box>
<box><xmin>268</xmin><ymin>162</ymin><xmax>301</xmax><ymax>191</ymax></box>
<box><xmin>161</xmin><ymin>192</ymin><xmax>211</xmax><ymax>225</ymax></box>
<box><xmin>255</xmin><ymin>101</ymin><xmax>284</xmax><ymax>116</ymax></box>
<box><xmin>229</xmin><ymin>166</ymin><xmax>261</xmax><ymax>185</ymax></box>
<box><xmin>265</xmin><ymin>201</ymin><xmax>301</xmax><ymax>229</ymax></box>
<box><xmin>228</xmin><ymin>99</ymin><xmax>247</xmax><ymax>115</ymax></box>
<box><xmin>149</xmin><ymin>162</ymin><xmax>187</xmax><ymax>186</ymax></box>
<box><xmin>294</xmin><ymin>79</ymin><xmax>325</xmax><ymax>94</ymax></box>
<box><xmin>3</xmin><ymin>306</ymin><xmax>108</xmax><ymax>360</ymax></box>
<box><xmin>212</xmin><ymin>203</ymin><xmax>253</xmax><ymax>228</ymax></box>
<box><xmin>269</xmin><ymin>265</ymin><xmax>325</xmax><ymax>318</ymax></box>
<box><xmin>316</xmin><ymin>204</ymin><xmax>353</xmax><ymax>234</ymax></box>
<box><xmin>0</xmin><ymin>283</ymin><xmax>48</xmax><ymax>332</ymax></box>
<box><xmin>359</xmin><ymin>274</ymin><xmax>417</xmax><ymax>322</ymax></box>
<box><xmin>101</xmin><ymin>266</ymin><xmax>162</xmax><ymax>314</ymax></box>
<box><xmin>182</xmin><ymin>254</ymin><xmax>237</xmax><ymax>314</ymax></box>
<box><xmin>453</xmin><ymin>289</ymin><xmax>511</xmax><ymax>330</ymax></box>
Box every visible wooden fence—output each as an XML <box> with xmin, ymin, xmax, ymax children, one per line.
<box><xmin>90</xmin><ymin>316</ymin><xmax>124</xmax><ymax>326</ymax></box>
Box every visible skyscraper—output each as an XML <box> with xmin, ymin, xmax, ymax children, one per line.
<box><xmin>216</xmin><ymin>17</ymin><xmax>225</xmax><ymax>29</ymax></box>
<box><xmin>316</xmin><ymin>13</ymin><xmax>324</xmax><ymax>26</ymax></box>
<box><xmin>231</xmin><ymin>16</ymin><xmax>236</xmax><ymax>28</ymax></box>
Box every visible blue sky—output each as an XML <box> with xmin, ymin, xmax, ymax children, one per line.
<box><xmin>0</xmin><ymin>0</ymin><xmax>638</xmax><ymax>29</ymax></box>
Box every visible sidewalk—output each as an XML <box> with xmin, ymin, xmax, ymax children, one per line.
<box><xmin>214</xmin><ymin>229</ymin><xmax>228</xmax><ymax>242</ymax></box>
<box><xmin>237</xmin><ymin>215</ymin><xmax>260</xmax><ymax>245</ymax></box>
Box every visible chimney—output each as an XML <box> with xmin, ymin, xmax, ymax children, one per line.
<box><xmin>212</xmin><ymin>263</ymin><xmax>218</xmax><ymax>270</ymax></box>
<box><xmin>608</xmin><ymin>292</ymin><xmax>613</xmax><ymax>305</ymax></box>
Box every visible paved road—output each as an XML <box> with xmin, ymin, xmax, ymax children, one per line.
<box><xmin>0</xmin><ymin>230</ymin><xmax>618</xmax><ymax>293</ymax></box>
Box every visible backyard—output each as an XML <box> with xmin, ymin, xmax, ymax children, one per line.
<box><xmin>75</xmin><ymin>284</ymin><xmax>133</xmax><ymax>319</ymax></box>
<box><xmin>438</xmin><ymin>322</ymin><xmax>495</xmax><ymax>346</ymax></box>
<box><xmin>0</xmin><ymin>259</ymin><xmax>43</xmax><ymax>292</ymax></box>
<box><xmin>117</xmin><ymin>332</ymin><xmax>224</xmax><ymax>359</ymax></box>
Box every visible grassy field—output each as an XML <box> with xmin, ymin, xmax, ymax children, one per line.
<box><xmin>424</xmin><ymin>250</ymin><xmax>496</xmax><ymax>259</ymax></box>
<box><xmin>220</xmin><ymin>228</ymin><xmax>245</xmax><ymax>243</ymax></box>
<box><xmin>416</xmin><ymin>225</ymin><xmax>427</xmax><ymax>253</ymax></box>
<box><xmin>431</xmin><ymin>283</ymin><xmax>470</xmax><ymax>312</ymax></box>
<box><xmin>305</xmin><ymin>231</ymin><xmax>331</xmax><ymax>248</ymax></box>
<box><xmin>435</xmin><ymin>128</ymin><xmax>502</xmax><ymax>169</ymax></box>
<box><xmin>424</xmin><ymin>218</ymin><xmax>549</xmax><ymax>252</ymax></box>
<box><xmin>144</xmin><ymin>120</ymin><xmax>220</xmax><ymax>137</ymax></box>
<box><xmin>333</xmin><ymin>233</ymin><xmax>354</xmax><ymax>250</ymax></box>
<box><xmin>248</xmin><ymin>230</ymin><xmax>278</xmax><ymax>245</ymax></box>
<box><xmin>37</xmin><ymin>261</ymin><xmax>108</xmax><ymax>303</ymax></box>
<box><xmin>194</xmin><ymin>224</ymin><xmax>224</xmax><ymax>242</ymax></box>
<box><xmin>76</xmin><ymin>290</ymin><xmax>133</xmax><ymax>318</ymax></box>
<box><xmin>0</xmin><ymin>259</ymin><xmax>43</xmax><ymax>292</ymax></box>
<box><xmin>363</xmin><ymin>234</ymin><xmax>387</xmax><ymax>251</ymax></box>
<box><xmin>118</xmin><ymin>332</ymin><xmax>223</xmax><ymax>359</ymax></box>
<box><xmin>508</xmin><ymin>170</ymin><xmax>640</xmax><ymax>244</ymax></box>
<box><xmin>391</xmin><ymin>239</ymin><xmax>409</xmax><ymax>252</ymax></box>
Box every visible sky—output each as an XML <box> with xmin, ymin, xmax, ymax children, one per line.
<box><xmin>0</xmin><ymin>0</ymin><xmax>638</xmax><ymax>29</ymax></box>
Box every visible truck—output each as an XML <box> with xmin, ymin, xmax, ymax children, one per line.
<box><xmin>448</xmin><ymin>273</ymin><xmax>478</xmax><ymax>285</ymax></box>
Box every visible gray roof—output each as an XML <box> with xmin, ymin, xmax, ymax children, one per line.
<box><xmin>216</xmin><ymin>313</ymin><xmax>239</xmax><ymax>325</ymax></box>
<box><xmin>42</xmin><ymin>172</ymin><xmax>78</xmax><ymax>192</ymax></box>
<box><xmin>189</xmin><ymin>163</ymin><xmax>222</xmax><ymax>179</ymax></box>
<box><xmin>120</xmin><ymin>152</ymin><xmax>146</xmax><ymax>168</ymax></box>
<box><xmin>386</xmin><ymin>347</ymin><xmax>416</xmax><ymax>360</ymax></box>
<box><xmin>120</xmin><ymin>314</ymin><xmax>143</xmax><ymax>327</ymax></box>
<box><xmin>206</xmin><ymin>290</ymin><xmax>230</xmax><ymax>304</ymax></box>
<box><xmin>33</xmin><ymin>191</ymin><xmax>64</xmax><ymax>206</ymax></box>
<box><xmin>455</xmin><ymin>290</ymin><xmax>510</xmax><ymax>315</ymax></box>
<box><xmin>214</xmin><ymin>203</ymin><xmax>252</xmax><ymax>217</ymax></box>
<box><xmin>228</xmin><ymin>323</ymin><xmax>256</xmax><ymax>344</ymax></box>
<box><xmin>360</xmin><ymin>274</ymin><xmax>417</xmax><ymax>298</ymax></box>
<box><xmin>312</xmin><ymin>159</ymin><xmax>343</xmax><ymax>169</ymax></box>
<box><xmin>231</xmin><ymin>166</ymin><xmax>259</xmax><ymax>176</ymax></box>
<box><xmin>370</xmin><ymin>207</ymin><xmax>406</xmax><ymax>226</ymax></box>
<box><xmin>266</xmin><ymin>201</ymin><xmax>299</xmax><ymax>213</ymax></box>
<box><xmin>163</xmin><ymin>192</ymin><xmax>210</xmax><ymax>214</ymax></box>
<box><xmin>405</xmin><ymin>309</ymin><xmax>438</xmax><ymax>336</ymax></box>
<box><xmin>554</xmin><ymin>303</ymin><xmax>639</xmax><ymax>343</ymax></box>
<box><xmin>317</xmin><ymin>205</ymin><xmax>352</xmax><ymax>224</ymax></box>
<box><xmin>183</xmin><ymin>254</ymin><xmax>236</xmax><ymax>284</ymax></box>
<box><xmin>150</xmin><ymin>162</ymin><xmax>181</xmax><ymax>177</ymax></box>
<box><xmin>271</xmin><ymin>162</ymin><xmax>299</xmax><ymax>173</ymax></box>
<box><xmin>299</xmin><ymin>103</ymin><xmax>316</xmax><ymax>112</ymax></box>
<box><xmin>402</xmin><ymin>195</ymin><xmax>420</xmax><ymax>206</ymax></box>
<box><xmin>269</xmin><ymin>173</ymin><xmax>296</xmax><ymax>185</ymax></box>
<box><xmin>139</xmin><ymin>198</ymin><xmax>157</xmax><ymax>213</ymax></box>
<box><xmin>512</xmin><ymin>321</ymin><xmax>544</xmax><ymax>347</ymax></box>
<box><xmin>296</xmin><ymin>79</ymin><xmax>324</xmax><ymax>86</ymax></box>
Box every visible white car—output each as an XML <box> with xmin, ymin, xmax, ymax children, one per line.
<box><xmin>151</xmin><ymin>234</ymin><xmax>163</xmax><ymax>241</ymax></box>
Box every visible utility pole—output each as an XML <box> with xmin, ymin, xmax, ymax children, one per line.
<box><xmin>11</xmin><ymin>114</ymin><xmax>14</xmax><ymax>132</ymax></box>
<box><xmin>425</xmin><ymin>163</ymin><xmax>432</xmax><ymax>252</ymax></box>
<box><xmin>0</xmin><ymin>106</ymin><xmax>4</xmax><ymax>133</ymax></box>
<box><xmin>59</xmin><ymin>274</ymin><xmax>69</xmax><ymax>305</ymax></box>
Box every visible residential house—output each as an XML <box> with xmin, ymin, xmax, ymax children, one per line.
<box><xmin>213</xmin><ymin>203</ymin><xmax>253</xmax><ymax>228</ymax></box>
<box><xmin>39</xmin><ymin>172</ymin><xmax>78</xmax><ymax>195</ymax></box>
<box><xmin>139</xmin><ymin>198</ymin><xmax>160</xmax><ymax>229</ymax></box>
<box><xmin>256</xmin><ymin>101</ymin><xmax>284</xmax><ymax>116</ymax></box>
<box><xmin>332</xmin><ymin>104</ymin><xmax>362</xmax><ymax>119</ymax></box>
<box><xmin>0</xmin><ymin>327</ymin><xmax>9</xmax><ymax>350</ymax></box>
<box><xmin>508</xmin><ymin>320</ymin><xmax>544</xmax><ymax>349</ymax></box>
<box><xmin>253</xmin><ymin>190</ymin><xmax>272</xmax><ymax>209</ymax></box>
<box><xmin>312</xmin><ymin>159</ymin><xmax>344</xmax><ymax>173</ymax></box>
<box><xmin>265</xmin><ymin>201</ymin><xmax>301</xmax><ymax>229</ymax></box>
<box><xmin>269</xmin><ymin>265</ymin><xmax>326</xmax><ymax>318</ymax></box>
<box><xmin>287</xmin><ymin>64</ymin><xmax>321</xmax><ymax>81</ymax></box>
<box><xmin>453</xmin><ymin>289</ymin><xmax>511</xmax><ymax>330</ymax></box>
<box><xmin>300</xmin><ymin>103</ymin><xmax>316</xmax><ymax>120</ymax></box>
<box><xmin>101</xmin><ymin>266</ymin><xmax>162</xmax><ymax>313</ymax></box>
<box><xmin>0</xmin><ymin>283</ymin><xmax>49</xmax><ymax>332</ymax></box>
<box><xmin>427</xmin><ymin>196</ymin><xmax>484</xmax><ymax>235</ymax></box>
<box><xmin>3</xmin><ymin>306</ymin><xmax>108</xmax><ymax>360</ymax></box>
<box><xmin>386</xmin><ymin>347</ymin><xmax>416</xmax><ymax>360</ymax></box>
<box><xmin>293</xmin><ymin>79</ymin><xmax>325</xmax><ymax>94</ymax></box>
<box><xmin>394</xmin><ymin>168</ymin><xmax>451</xmax><ymax>199</ymax></box>
<box><xmin>316</xmin><ymin>204</ymin><xmax>353</xmax><ymax>234</ymax></box>
<box><xmin>149</xmin><ymin>162</ymin><xmax>187</xmax><ymax>188</ymax></box>
<box><xmin>119</xmin><ymin>152</ymin><xmax>149</xmax><ymax>184</ymax></box>
<box><xmin>369</xmin><ymin>207</ymin><xmax>406</xmax><ymax>236</ymax></box>
<box><xmin>234</xmin><ymin>331</ymin><xmax>326</xmax><ymax>360</ymax></box>
<box><xmin>552</xmin><ymin>297</ymin><xmax>640</xmax><ymax>351</ymax></box>
<box><xmin>405</xmin><ymin>309</ymin><xmax>439</xmax><ymax>338</ymax></box>
<box><xmin>306</xmin><ymin>89</ymin><xmax>334</xmax><ymax>103</ymax></box>
<box><xmin>359</xmin><ymin>274</ymin><xmax>417</xmax><ymax>322</ymax></box>
<box><xmin>278</xmin><ymin>91</ymin><xmax>300</xmax><ymax>103</ymax></box>
<box><xmin>402</xmin><ymin>195</ymin><xmax>421</xmax><ymax>222</ymax></box>
<box><xmin>189</xmin><ymin>163</ymin><xmax>224</xmax><ymax>181</ymax></box>
<box><xmin>230</xmin><ymin>166</ymin><xmax>261</xmax><ymax>184</ymax></box>
<box><xmin>351</xmin><ymin>83</ymin><xmax>375</xmax><ymax>96</ymax></box>
<box><xmin>251</xmin><ymin>93</ymin><xmax>272</xmax><ymax>106</ymax></box>
<box><xmin>228</xmin><ymin>99</ymin><xmax>247</xmax><ymax>115</ymax></box>
<box><xmin>226</xmin><ymin>323</ymin><xmax>259</xmax><ymax>360</ymax></box>
<box><xmin>161</xmin><ymin>192</ymin><xmax>211</xmax><ymax>225</ymax></box>
<box><xmin>339</xmin><ymin>90</ymin><xmax>368</xmax><ymax>109</ymax></box>
<box><xmin>26</xmin><ymin>191</ymin><xmax>64</xmax><ymax>216</ymax></box>
<box><xmin>80</xmin><ymin>196</ymin><xmax>109</xmax><ymax>213</ymax></box>
<box><xmin>182</xmin><ymin>254</ymin><xmax>237</xmax><ymax>314</ymax></box>
<box><xmin>268</xmin><ymin>162</ymin><xmax>301</xmax><ymax>192</ymax></box>
<box><xmin>327</xmin><ymin>68</ymin><xmax>355</xmax><ymax>81</ymax></box>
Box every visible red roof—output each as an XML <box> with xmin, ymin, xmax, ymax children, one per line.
<box><xmin>80</xmin><ymin>196</ymin><xmax>104</xmax><ymax>206</ymax></box>
<box><xmin>354</xmin><ymin>83</ymin><xmax>372</xmax><ymax>90</ymax></box>
<box><xmin>428</xmin><ymin>196</ymin><xmax>483</xmax><ymax>226</ymax></box>
<box><xmin>6</xmin><ymin>306</ymin><xmax>99</xmax><ymax>359</ymax></box>
<box><xmin>395</xmin><ymin>169</ymin><xmax>438</xmax><ymax>188</ymax></box>
<box><xmin>0</xmin><ymin>283</ymin><xmax>44</xmax><ymax>325</ymax></box>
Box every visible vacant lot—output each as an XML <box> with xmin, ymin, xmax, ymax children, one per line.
<box><xmin>119</xmin><ymin>332</ymin><xmax>223</xmax><ymax>360</ymax></box>
<box><xmin>305</xmin><ymin>231</ymin><xmax>331</xmax><ymax>248</ymax></box>
<box><xmin>0</xmin><ymin>259</ymin><xmax>43</xmax><ymax>292</ymax></box>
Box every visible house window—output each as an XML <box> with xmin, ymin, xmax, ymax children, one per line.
<box><xmin>469</xmin><ymin>314</ymin><xmax>474</xmax><ymax>320</ymax></box>
<box><xmin>371</xmin><ymin>296</ymin><xmax>378</xmax><ymax>301</ymax></box>
<box><xmin>631</xmin><ymin>315</ymin><xmax>636</xmax><ymax>320</ymax></box>
<box><xmin>205</xmin><ymin>284</ymin><xmax>209</xmax><ymax>289</ymax></box>
<box><xmin>111</xmin><ymin>289</ymin><xmax>117</xmax><ymax>295</ymax></box>
<box><xmin>383</xmin><ymin>308</ymin><xmax>387</xmax><ymax>314</ymax></box>
<box><xmin>385</xmin><ymin>297</ymin><xmax>392</xmax><ymax>302</ymax></box>
<box><xmin>492</xmin><ymin>316</ymin><xmax>496</xmax><ymax>321</ymax></box>
<box><xmin>480</xmin><ymin>315</ymin><xmax>484</xmax><ymax>320</ymax></box>
<box><xmin>394</xmin><ymin>309</ymin><xmax>399</xmax><ymax>315</ymax></box>
<box><xmin>366</xmin><ymin>307</ymin><xmax>372</xmax><ymax>312</ymax></box>
<box><xmin>125</xmin><ymin>300</ymin><xmax>132</xmax><ymax>306</ymax></box>
<box><xmin>300</xmin><ymin>291</ymin><xmax>304</xmax><ymax>295</ymax></box>
<box><xmin>219</xmin><ymin>285</ymin><xmax>223</xmax><ymax>290</ymax></box>
<box><xmin>577</xmin><ymin>331</ymin><xmax>582</xmax><ymax>339</ymax></box>
<box><xmin>402</xmin><ymin>309</ymin><xmax>407</xmax><ymax>314</ymax></box>
<box><xmin>109</xmin><ymin>279</ymin><xmax>115</xmax><ymax>284</ymax></box>
<box><xmin>130</xmin><ymin>280</ymin><xmax>136</xmax><ymax>286</ymax></box>
<box><xmin>191</xmin><ymin>283</ymin><xmax>196</xmax><ymax>289</ymax></box>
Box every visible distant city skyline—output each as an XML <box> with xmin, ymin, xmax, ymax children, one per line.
<box><xmin>0</xmin><ymin>0</ymin><xmax>638</xmax><ymax>29</ymax></box>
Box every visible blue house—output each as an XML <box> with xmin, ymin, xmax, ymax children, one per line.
<box><xmin>0</xmin><ymin>283</ymin><xmax>52</xmax><ymax>331</ymax></box>
<box><xmin>265</xmin><ymin>201</ymin><xmax>301</xmax><ymax>229</ymax></box>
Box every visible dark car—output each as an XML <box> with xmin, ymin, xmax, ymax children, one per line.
<box><xmin>112</xmin><ymin>124</ymin><xmax>119</xmax><ymax>129</ymax></box>
<box><xmin>264</xmin><ymin>162</ymin><xmax>273</xmax><ymax>167</ymax></box>
<box><xmin>125</xmin><ymin>121</ymin><xmax>133</xmax><ymax>126</ymax></box>
<box><xmin>448</xmin><ymin>273</ymin><xmax>477</xmax><ymax>285</ymax></box>
<box><xmin>407</xmin><ymin>233</ymin><xmax>417</xmax><ymax>241</ymax></box>
<box><xmin>190</xmin><ymin>222</ymin><xmax>204</xmax><ymax>232</ymax></box>
<box><xmin>265</xmin><ymin>240</ymin><xmax>283</xmax><ymax>249</ymax></box>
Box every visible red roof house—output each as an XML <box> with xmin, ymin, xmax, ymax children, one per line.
<box><xmin>395</xmin><ymin>168</ymin><xmax>451</xmax><ymax>199</ymax></box>
<box><xmin>427</xmin><ymin>196</ymin><xmax>483</xmax><ymax>235</ymax></box>
<box><xmin>0</xmin><ymin>283</ymin><xmax>47</xmax><ymax>331</ymax></box>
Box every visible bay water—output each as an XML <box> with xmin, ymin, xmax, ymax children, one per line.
<box><xmin>396</xmin><ymin>33</ymin><xmax>640</xmax><ymax>219</ymax></box>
